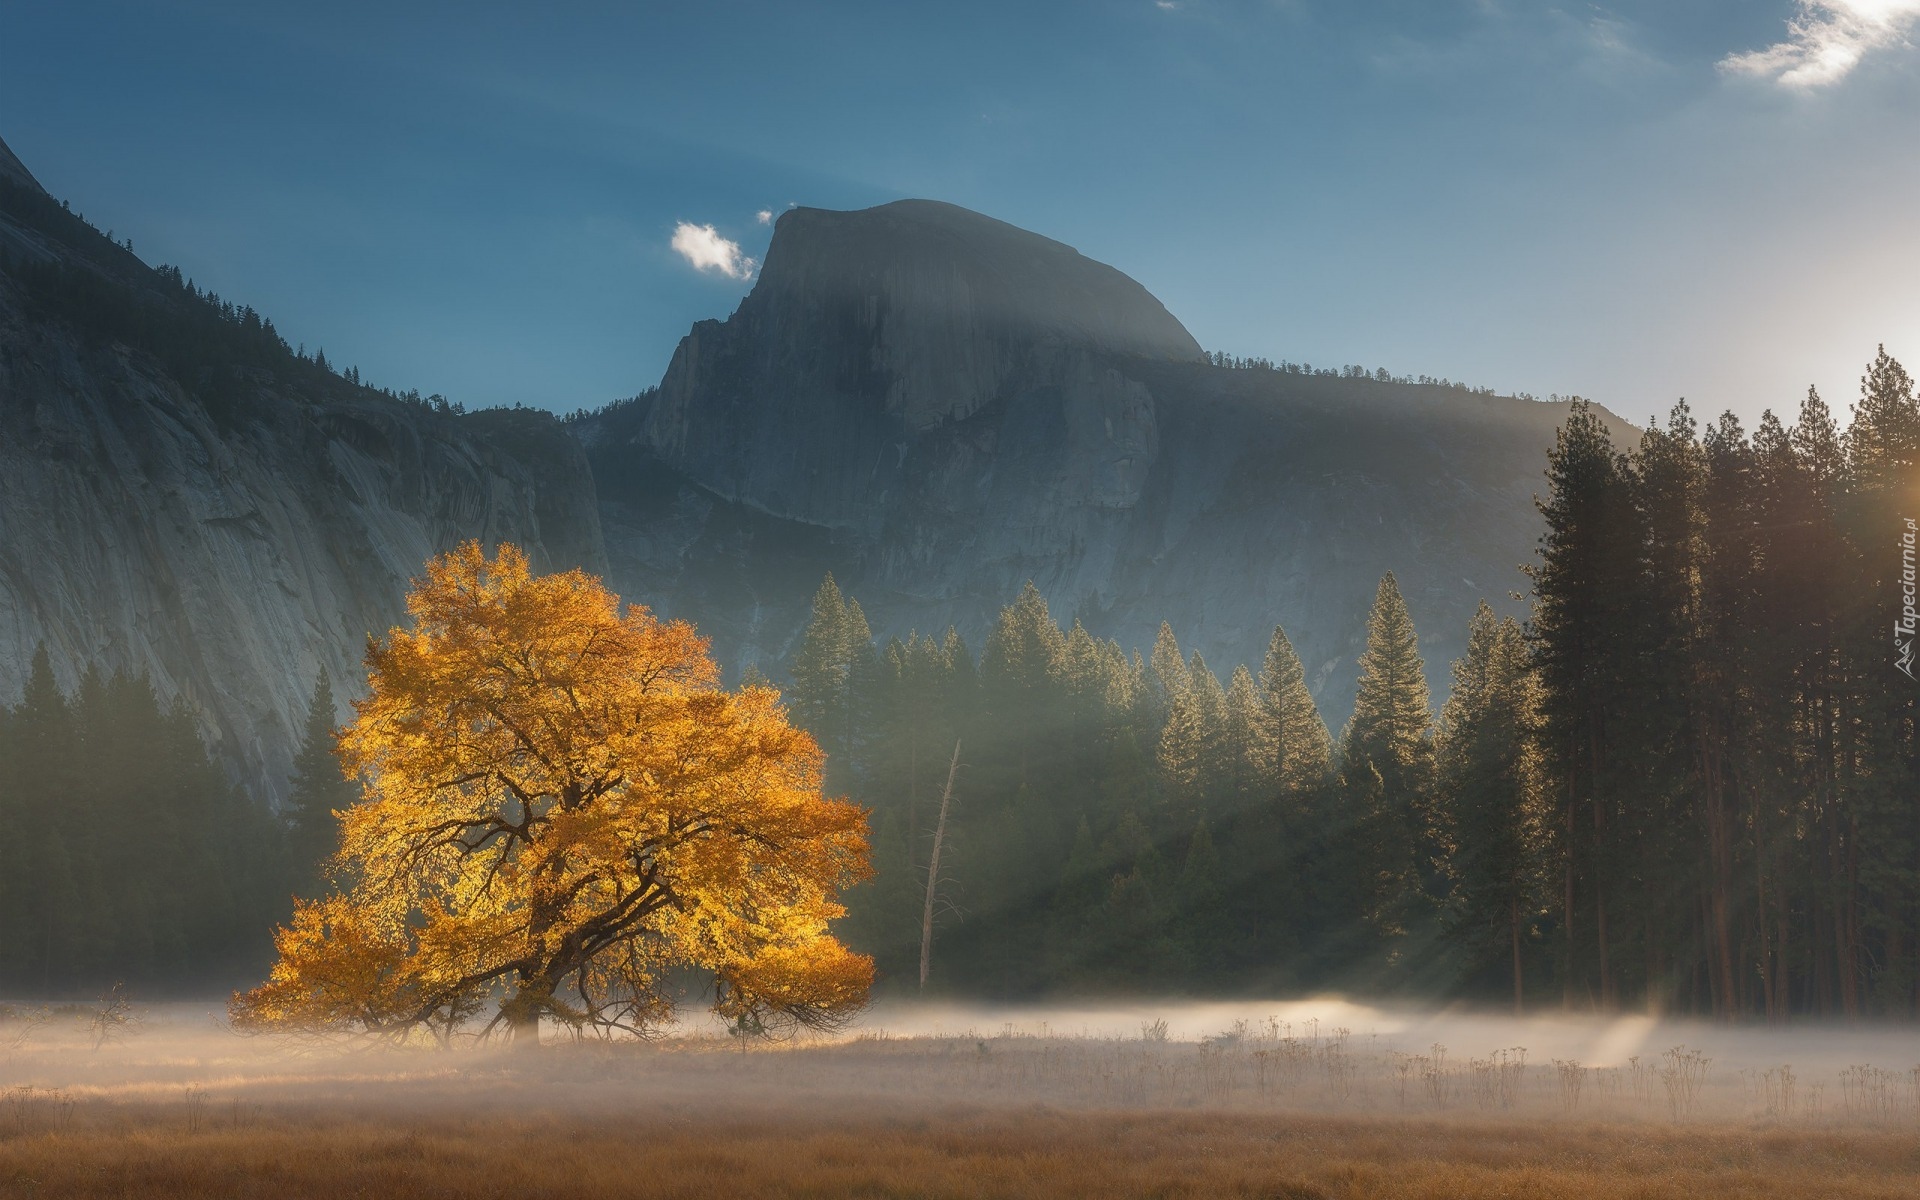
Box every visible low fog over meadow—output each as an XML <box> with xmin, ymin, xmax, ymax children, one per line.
<box><xmin>7</xmin><ymin>997</ymin><xmax>1920</xmax><ymax>1197</ymax></box>
<box><xmin>9</xmin><ymin>996</ymin><xmax>1920</xmax><ymax>1125</ymax></box>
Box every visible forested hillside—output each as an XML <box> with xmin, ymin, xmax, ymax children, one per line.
<box><xmin>0</xmin><ymin>154</ymin><xmax>605</xmax><ymax>804</ymax></box>
<box><xmin>0</xmin><ymin>352</ymin><xmax>1911</xmax><ymax>1013</ymax></box>
<box><xmin>803</xmin><ymin>353</ymin><xmax>1920</xmax><ymax>1018</ymax></box>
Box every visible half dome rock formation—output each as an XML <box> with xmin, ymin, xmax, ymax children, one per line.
<box><xmin>642</xmin><ymin>200</ymin><xmax>1203</xmax><ymax>533</ymax></box>
<box><xmin>582</xmin><ymin>200</ymin><xmax>1627</xmax><ymax>719</ymax></box>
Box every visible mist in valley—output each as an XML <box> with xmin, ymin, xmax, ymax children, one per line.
<box><xmin>6</xmin><ymin>995</ymin><xmax>1919</xmax><ymax>1130</ymax></box>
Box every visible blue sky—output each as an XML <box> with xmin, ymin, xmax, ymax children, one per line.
<box><xmin>4</xmin><ymin>1</ymin><xmax>1918</xmax><ymax>427</ymax></box>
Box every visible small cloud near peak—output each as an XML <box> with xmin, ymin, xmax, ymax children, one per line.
<box><xmin>755</xmin><ymin>209</ymin><xmax>773</xmax><ymax>225</ymax></box>
<box><xmin>670</xmin><ymin>221</ymin><xmax>756</xmax><ymax>280</ymax></box>
<box><xmin>1720</xmin><ymin>0</ymin><xmax>1920</xmax><ymax>88</ymax></box>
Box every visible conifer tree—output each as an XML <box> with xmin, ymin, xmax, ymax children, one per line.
<box><xmin>788</xmin><ymin>573</ymin><xmax>876</xmax><ymax>789</ymax></box>
<box><xmin>981</xmin><ymin>582</ymin><xmax>1066</xmax><ymax>695</ymax></box>
<box><xmin>1436</xmin><ymin>604</ymin><xmax>1541</xmax><ymax>1011</ymax></box>
<box><xmin>1148</xmin><ymin>622</ymin><xmax>1190</xmax><ymax>723</ymax></box>
<box><xmin>1629</xmin><ymin>401</ymin><xmax>1717</xmax><ymax>1013</ymax></box>
<box><xmin>1842</xmin><ymin>351</ymin><xmax>1920</xmax><ymax>1014</ymax></box>
<box><xmin>980</xmin><ymin>581</ymin><xmax>1066</xmax><ymax>790</ymax></box>
<box><xmin>1222</xmin><ymin>665</ymin><xmax>1264</xmax><ymax>809</ymax></box>
<box><xmin>1257</xmin><ymin>624</ymin><xmax>1332</xmax><ymax>800</ymax></box>
<box><xmin>287</xmin><ymin>669</ymin><xmax>355</xmax><ymax>883</ymax></box>
<box><xmin>790</xmin><ymin>574</ymin><xmax>851</xmax><ymax>738</ymax></box>
<box><xmin>1186</xmin><ymin>653</ymin><xmax>1229</xmax><ymax>812</ymax></box>
<box><xmin>1339</xmin><ymin>571</ymin><xmax>1436</xmax><ymax>939</ymax></box>
<box><xmin>1699</xmin><ymin>409</ymin><xmax>1769</xmax><ymax>1015</ymax></box>
<box><xmin>1528</xmin><ymin>397</ymin><xmax>1637</xmax><ymax>1009</ymax></box>
<box><xmin>1157</xmin><ymin>670</ymin><xmax>1206</xmax><ymax>822</ymax></box>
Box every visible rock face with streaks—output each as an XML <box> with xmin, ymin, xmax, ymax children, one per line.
<box><xmin>641</xmin><ymin>200</ymin><xmax>1201</xmax><ymax>533</ymax></box>
<box><xmin>0</xmin><ymin>136</ymin><xmax>604</xmax><ymax>800</ymax></box>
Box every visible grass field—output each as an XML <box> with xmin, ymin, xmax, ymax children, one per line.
<box><xmin>4</xmin><ymin>1002</ymin><xmax>1919</xmax><ymax>1198</ymax></box>
<box><xmin>7</xmin><ymin>1101</ymin><xmax>1920</xmax><ymax>1198</ymax></box>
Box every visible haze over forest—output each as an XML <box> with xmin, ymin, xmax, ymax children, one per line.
<box><xmin>1</xmin><ymin>115</ymin><xmax>1916</xmax><ymax>1027</ymax></box>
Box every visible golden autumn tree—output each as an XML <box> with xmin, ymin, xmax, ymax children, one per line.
<box><xmin>232</xmin><ymin>542</ymin><xmax>872</xmax><ymax>1043</ymax></box>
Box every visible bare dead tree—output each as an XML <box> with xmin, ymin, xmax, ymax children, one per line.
<box><xmin>919</xmin><ymin>740</ymin><xmax>961</xmax><ymax>990</ymax></box>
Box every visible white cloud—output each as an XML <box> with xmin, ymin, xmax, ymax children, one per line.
<box><xmin>1720</xmin><ymin>1</ymin><xmax>1920</xmax><ymax>88</ymax></box>
<box><xmin>670</xmin><ymin>221</ymin><xmax>756</xmax><ymax>280</ymax></box>
<box><xmin>755</xmin><ymin>209</ymin><xmax>773</xmax><ymax>225</ymax></box>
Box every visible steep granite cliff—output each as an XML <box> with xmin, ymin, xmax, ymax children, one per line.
<box><xmin>0</xmin><ymin>139</ymin><xmax>604</xmax><ymax>799</ymax></box>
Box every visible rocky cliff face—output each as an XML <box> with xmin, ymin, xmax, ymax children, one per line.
<box><xmin>587</xmin><ymin>200</ymin><xmax>1630</xmax><ymax>720</ymax></box>
<box><xmin>0</xmin><ymin>135</ymin><xmax>1625</xmax><ymax>790</ymax></box>
<box><xmin>642</xmin><ymin>201</ymin><xmax>1200</xmax><ymax>534</ymax></box>
<box><xmin>0</xmin><ymin>139</ymin><xmax>605</xmax><ymax>800</ymax></box>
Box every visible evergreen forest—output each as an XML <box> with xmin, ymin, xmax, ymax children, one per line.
<box><xmin>0</xmin><ymin>651</ymin><xmax>290</xmax><ymax>994</ymax></box>
<box><xmin>0</xmin><ymin>351</ymin><xmax>1913</xmax><ymax>1020</ymax></box>
<box><xmin>805</xmin><ymin>351</ymin><xmax>1920</xmax><ymax>1019</ymax></box>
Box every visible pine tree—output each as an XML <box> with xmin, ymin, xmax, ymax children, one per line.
<box><xmin>1528</xmin><ymin>397</ymin><xmax>1638</xmax><ymax>1010</ymax></box>
<box><xmin>1222</xmin><ymin>665</ymin><xmax>1264</xmax><ymax>810</ymax></box>
<box><xmin>1157</xmin><ymin>672</ymin><xmax>1206</xmax><ymax>823</ymax></box>
<box><xmin>1436</xmin><ymin>603</ymin><xmax>1542</xmax><ymax>1011</ymax></box>
<box><xmin>1257</xmin><ymin>624</ymin><xmax>1332</xmax><ymax>801</ymax></box>
<box><xmin>287</xmin><ymin>669</ymin><xmax>355</xmax><ymax>884</ymax></box>
<box><xmin>1699</xmin><ymin>409</ymin><xmax>1772</xmax><ymax>1016</ymax></box>
<box><xmin>1842</xmin><ymin>351</ymin><xmax>1920</xmax><ymax>1015</ymax></box>
<box><xmin>1789</xmin><ymin>388</ymin><xmax>1861</xmax><ymax>1016</ymax></box>
<box><xmin>1339</xmin><ymin>571</ymin><xmax>1436</xmax><ymax>940</ymax></box>
<box><xmin>1148</xmin><ymin>622</ymin><xmax>1190</xmax><ymax>723</ymax></box>
<box><xmin>981</xmin><ymin>582</ymin><xmax>1066</xmax><ymax>696</ymax></box>
<box><xmin>1628</xmin><ymin>401</ymin><xmax>1716</xmax><ymax>1014</ymax></box>
<box><xmin>790</xmin><ymin>574</ymin><xmax>851</xmax><ymax>739</ymax></box>
<box><xmin>788</xmin><ymin>574</ymin><xmax>876</xmax><ymax>790</ymax></box>
<box><xmin>1186</xmin><ymin>653</ymin><xmax>1229</xmax><ymax>814</ymax></box>
<box><xmin>980</xmin><ymin>581</ymin><xmax>1066</xmax><ymax>791</ymax></box>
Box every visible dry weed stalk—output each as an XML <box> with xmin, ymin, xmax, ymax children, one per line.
<box><xmin>1553</xmin><ymin>1059</ymin><xmax>1585</xmax><ymax>1111</ymax></box>
<box><xmin>1658</xmin><ymin>1046</ymin><xmax>1711</xmax><ymax>1120</ymax></box>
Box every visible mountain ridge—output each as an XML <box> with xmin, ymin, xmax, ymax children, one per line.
<box><xmin>583</xmin><ymin>198</ymin><xmax>1632</xmax><ymax>720</ymax></box>
<box><xmin>0</xmin><ymin>133</ymin><xmax>1631</xmax><ymax>796</ymax></box>
<box><xmin>0</xmin><ymin>157</ymin><xmax>605</xmax><ymax>800</ymax></box>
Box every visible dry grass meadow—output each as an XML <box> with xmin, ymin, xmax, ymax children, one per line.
<box><xmin>3</xmin><ymin>1001</ymin><xmax>1920</xmax><ymax>1198</ymax></box>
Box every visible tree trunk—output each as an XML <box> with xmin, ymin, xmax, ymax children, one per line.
<box><xmin>1597</xmin><ymin>890</ymin><xmax>1614</xmax><ymax>1012</ymax></box>
<box><xmin>1589</xmin><ymin>721</ymin><xmax>1614</xmax><ymax>1011</ymax></box>
<box><xmin>1703</xmin><ymin>746</ymin><xmax>1738</xmax><ymax>1021</ymax></box>
<box><xmin>908</xmin><ymin>723</ymin><xmax>921</xmax><ymax>871</ymax></box>
<box><xmin>1564</xmin><ymin>769</ymin><xmax>1577</xmax><ymax>1011</ymax></box>
<box><xmin>1511</xmin><ymin>893</ymin><xmax>1524</xmax><ymax>1016</ymax></box>
<box><xmin>1755</xmin><ymin>783</ymin><xmax>1776</xmax><ymax>1023</ymax></box>
<box><xmin>509</xmin><ymin>1005</ymin><xmax>541</xmax><ymax>1048</ymax></box>
<box><xmin>920</xmin><ymin>741</ymin><xmax>961</xmax><ymax>990</ymax></box>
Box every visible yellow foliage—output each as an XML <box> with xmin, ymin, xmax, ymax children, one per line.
<box><xmin>233</xmin><ymin>541</ymin><xmax>872</xmax><ymax>1039</ymax></box>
